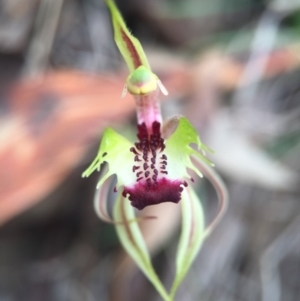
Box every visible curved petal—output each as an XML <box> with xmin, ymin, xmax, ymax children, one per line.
<box><xmin>192</xmin><ymin>156</ymin><xmax>229</xmax><ymax>237</ymax></box>
<box><xmin>93</xmin><ymin>170</ymin><xmax>114</xmax><ymax>223</ymax></box>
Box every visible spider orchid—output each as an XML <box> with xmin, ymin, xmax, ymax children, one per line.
<box><xmin>82</xmin><ymin>1</ymin><xmax>228</xmax><ymax>300</ymax></box>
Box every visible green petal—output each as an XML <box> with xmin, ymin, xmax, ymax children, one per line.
<box><xmin>165</xmin><ymin>117</ymin><xmax>214</xmax><ymax>181</ymax></box>
<box><xmin>105</xmin><ymin>0</ymin><xmax>150</xmax><ymax>72</ymax></box>
<box><xmin>113</xmin><ymin>194</ymin><xmax>170</xmax><ymax>301</ymax></box>
<box><xmin>191</xmin><ymin>156</ymin><xmax>229</xmax><ymax>238</ymax></box>
<box><xmin>82</xmin><ymin>127</ymin><xmax>134</xmax><ymax>189</ymax></box>
<box><xmin>170</xmin><ymin>187</ymin><xmax>205</xmax><ymax>299</ymax></box>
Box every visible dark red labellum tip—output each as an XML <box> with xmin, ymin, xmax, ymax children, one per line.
<box><xmin>123</xmin><ymin>178</ymin><xmax>184</xmax><ymax>210</ymax></box>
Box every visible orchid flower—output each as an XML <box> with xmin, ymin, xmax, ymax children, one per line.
<box><xmin>82</xmin><ymin>1</ymin><xmax>228</xmax><ymax>300</ymax></box>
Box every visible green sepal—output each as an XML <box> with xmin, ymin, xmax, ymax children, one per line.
<box><xmin>113</xmin><ymin>194</ymin><xmax>170</xmax><ymax>301</ymax></box>
<box><xmin>105</xmin><ymin>0</ymin><xmax>150</xmax><ymax>72</ymax></box>
<box><xmin>170</xmin><ymin>187</ymin><xmax>205</xmax><ymax>299</ymax></box>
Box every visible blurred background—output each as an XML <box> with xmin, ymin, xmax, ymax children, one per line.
<box><xmin>0</xmin><ymin>0</ymin><xmax>300</xmax><ymax>300</ymax></box>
